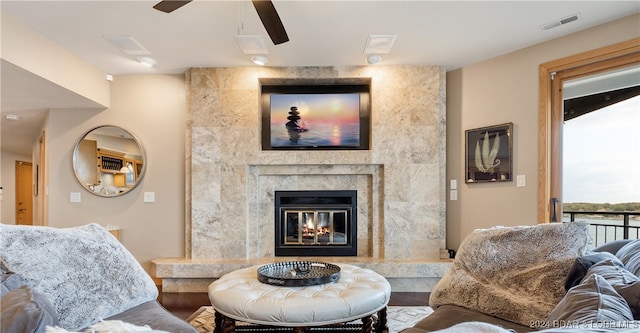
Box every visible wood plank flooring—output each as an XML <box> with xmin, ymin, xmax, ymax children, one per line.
<box><xmin>160</xmin><ymin>292</ymin><xmax>430</xmax><ymax>321</ymax></box>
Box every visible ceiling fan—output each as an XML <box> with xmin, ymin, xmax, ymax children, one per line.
<box><xmin>153</xmin><ymin>0</ymin><xmax>289</xmax><ymax>45</ymax></box>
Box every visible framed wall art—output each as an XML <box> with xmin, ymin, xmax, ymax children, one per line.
<box><xmin>465</xmin><ymin>122</ymin><xmax>513</xmax><ymax>183</ymax></box>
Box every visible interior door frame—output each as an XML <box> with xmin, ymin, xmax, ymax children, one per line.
<box><xmin>538</xmin><ymin>38</ymin><xmax>640</xmax><ymax>223</ymax></box>
<box><xmin>15</xmin><ymin>160</ymin><xmax>33</xmax><ymax>225</ymax></box>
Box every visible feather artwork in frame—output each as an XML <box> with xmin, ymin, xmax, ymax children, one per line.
<box><xmin>465</xmin><ymin>123</ymin><xmax>513</xmax><ymax>183</ymax></box>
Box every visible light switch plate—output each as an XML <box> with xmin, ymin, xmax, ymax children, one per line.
<box><xmin>450</xmin><ymin>179</ymin><xmax>457</xmax><ymax>190</ymax></box>
<box><xmin>516</xmin><ymin>175</ymin><xmax>526</xmax><ymax>187</ymax></box>
<box><xmin>450</xmin><ymin>189</ymin><xmax>458</xmax><ymax>201</ymax></box>
<box><xmin>144</xmin><ymin>192</ymin><xmax>155</xmax><ymax>203</ymax></box>
<box><xmin>70</xmin><ymin>192</ymin><xmax>81</xmax><ymax>203</ymax></box>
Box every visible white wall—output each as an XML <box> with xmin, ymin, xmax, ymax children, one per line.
<box><xmin>446</xmin><ymin>13</ymin><xmax>640</xmax><ymax>250</ymax></box>
<box><xmin>0</xmin><ymin>151</ymin><xmax>32</xmax><ymax>224</ymax></box>
<box><xmin>44</xmin><ymin>74</ymin><xmax>187</xmax><ymax>274</ymax></box>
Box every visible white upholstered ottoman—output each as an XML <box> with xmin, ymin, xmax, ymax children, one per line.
<box><xmin>208</xmin><ymin>263</ymin><xmax>391</xmax><ymax>333</ymax></box>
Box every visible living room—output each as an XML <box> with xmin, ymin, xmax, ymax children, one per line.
<box><xmin>1</xmin><ymin>2</ymin><xmax>639</xmax><ymax>294</ymax></box>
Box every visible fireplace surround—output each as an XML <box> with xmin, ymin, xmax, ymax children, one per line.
<box><xmin>153</xmin><ymin>65</ymin><xmax>450</xmax><ymax>293</ymax></box>
<box><xmin>274</xmin><ymin>190</ymin><xmax>357</xmax><ymax>256</ymax></box>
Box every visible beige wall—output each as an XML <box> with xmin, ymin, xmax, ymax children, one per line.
<box><xmin>44</xmin><ymin>74</ymin><xmax>187</xmax><ymax>274</ymax></box>
<box><xmin>0</xmin><ymin>151</ymin><xmax>32</xmax><ymax>224</ymax></box>
<box><xmin>445</xmin><ymin>13</ymin><xmax>640</xmax><ymax>250</ymax></box>
<box><xmin>0</xmin><ymin>12</ymin><xmax>110</xmax><ymax>108</ymax></box>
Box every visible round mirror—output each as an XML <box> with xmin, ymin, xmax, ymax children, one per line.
<box><xmin>72</xmin><ymin>125</ymin><xmax>146</xmax><ymax>197</ymax></box>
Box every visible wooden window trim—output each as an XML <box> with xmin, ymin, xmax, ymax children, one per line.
<box><xmin>538</xmin><ymin>38</ymin><xmax>640</xmax><ymax>223</ymax></box>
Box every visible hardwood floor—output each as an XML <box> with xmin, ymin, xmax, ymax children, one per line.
<box><xmin>160</xmin><ymin>292</ymin><xmax>430</xmax><ymax>321</ymax></box>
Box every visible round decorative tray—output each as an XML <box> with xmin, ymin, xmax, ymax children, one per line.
<box><xmin>257</xmin><ymin>261</ymin><xmax>341</xmax><ymax>287</ymax></box>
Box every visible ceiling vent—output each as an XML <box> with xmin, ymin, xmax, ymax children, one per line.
<box><xmin>364</xmin><ymin>34</ymin><xmax>397</xmax><ymax>54</ymax></box>
<box><xmin>541</xmin><ymin>13</ymin><xmax>580</xmax><ymax>31</ymax></box>
<box><xmin>234</xmin><ymin>35</ymin><xmax>269</xmax><ymax>55</ymax></box>
<box><xmin>103</xmin><ymin>35</ymin><xmax>152</xmax><ymax>56</ymax></box>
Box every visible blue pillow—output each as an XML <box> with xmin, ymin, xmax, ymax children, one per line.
<box><xmin>1</xmin><ymin>273</ymin><xmax>29</xmax><ymax>297</ymax></box>
<box><xmin>616</xmin><ymin>239</ymin><xmax>640</xmax><ymax>277</ymax></box>
<box><xmin>584</xmin><ymin>259</ymin><xmax>640</xmax><ymax>320</ymax></box>
<box><xmin>0</xmin><ymin>286</ymin><xmax>59</xmax><ymax>333</ymax></box>
<box><xmin>564</xmin><ymin>251</ymin><xmax>622</xmax><ymax>290</ymax></box>
<box><xmin>548</xmin><ymin>274</ymin><xmax>633</xmax><ymax>324</ymax></box>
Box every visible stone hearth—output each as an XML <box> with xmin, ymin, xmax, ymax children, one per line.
<box><xmin>153</xmin><ymin>66</ymin><xmax>451</xmax><ymax>292</ymax></box>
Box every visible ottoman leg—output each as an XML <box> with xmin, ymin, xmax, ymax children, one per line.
<box><xmin>374</xmin><ymin>307</ymin><xmax>388</xmax><ymax>333</ymax></box>
<box><xmin>214</xmin><ymin>311</ymin><xmax>236</xmax><ymax>333</ymax></box>
<box><xmin>361</xmin><ymin>315</ymin><xmax>373</xmax><ymax>333</ymax></box>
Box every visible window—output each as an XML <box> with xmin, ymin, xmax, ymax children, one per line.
<box><xmin>538</xmin><ymin>38</ymin><xmax>640</xmax><ymax>222</ymax></box>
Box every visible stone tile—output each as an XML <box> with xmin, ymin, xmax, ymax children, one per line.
<box><xmin>178</xmin><ymin>66</ymin><xmax>447</xmax><ymax>284</ymax></box>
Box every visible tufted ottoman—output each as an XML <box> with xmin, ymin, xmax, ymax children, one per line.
<box><xmin>208</xmin><ymin>263</ymin><xmax>391</xmax><ymax>333</ymax></box>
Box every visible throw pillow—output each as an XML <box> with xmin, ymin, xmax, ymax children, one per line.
<box><xmin>1</xmin><ymin>286</ymin><xmax>59</xmax><ymax>333</ymax></box>
<box><xmin>616</xmin><ymin>240</ymin><xmax>640</xmax><ymax>277</ymax></box>
<box><xmin>1</xmin><ymin>273</ymin><xmax>30</xmax><ymax>297</ymax></box>
<box><xmin>429</xmin><ymin>222</ymin><xmax>590</xmax><ymax>327</ymax></box>
<box><xmin>564</xmin><ymin>252</ymin><xmax>622</xmax><ymax>290</ymax></box>
<box><xmin>547</xmin><ymin>274</ymin><xmax>633</xmax><ymax>324</ymax></box>
<box><xmin>584</xmin><ymin>259</ymin><xmax>640</xmax><ymax>320</ymax></box>
<box><xmin>0</xmin><ymin>223</ymin><xmax>158</xmax><ymax>331</ymax></box>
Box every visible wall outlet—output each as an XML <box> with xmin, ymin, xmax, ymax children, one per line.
<box><xmin>516</xmin><ymin>175</ymin><xmax>526</xmax><ymax>187</ymax></box>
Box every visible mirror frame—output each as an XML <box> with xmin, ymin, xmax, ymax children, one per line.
<box><xmin>72</xmin><ymin>125</ymin><xmax>147</xmax><ymax>197</ymax></box>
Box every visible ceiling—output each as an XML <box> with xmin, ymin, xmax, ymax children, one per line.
<box><xmin>2</xmin><ymin>1</ymin><xmax>639</xmax><ymax>156</ymax></box>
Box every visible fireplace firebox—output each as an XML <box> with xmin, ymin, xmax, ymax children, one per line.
<box><xmin>275</xmin><ymin>190</ymin><xmax>357</xmax><ymax>256</ymax></box>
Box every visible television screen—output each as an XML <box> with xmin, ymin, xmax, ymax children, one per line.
<box><xmin>270</xmin><ymin>93</ymin><xmax>361</xmax><ymax>148</ymax></box>
<box><xmin>260</xmin><ymin>80</ymin><xmax>371</xmax><ymax>150</ymax></box>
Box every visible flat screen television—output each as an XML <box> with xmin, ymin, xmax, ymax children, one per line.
<box><xmin>260</xmin><ymin>81</ymin><xmax>371</xmax><ymax>150</ymax></box>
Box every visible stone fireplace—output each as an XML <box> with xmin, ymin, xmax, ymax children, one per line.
<box><xmin>153</xmin><ymin>65</ymin><xmax>452</xmax><ymax>292</ymax></box>
<box><xmin>274</xmin><ymin>190</ymin><xmax>357</xmax><ymax>256</ymax></box>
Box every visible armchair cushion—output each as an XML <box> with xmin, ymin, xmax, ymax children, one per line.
<box><xmin>584</xmin><ymin>259</ymin><xmax>640</xmax><ymax>319</ymax></box>
<box><xmin>547</xmin><ymin>274</ymin><xmax>633</xmax><ymax>323</ymax></box>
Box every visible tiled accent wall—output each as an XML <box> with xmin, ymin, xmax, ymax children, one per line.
<box><xmin>187</xmin><ymin>66</ymin><xmax>446</xmax><ymax>262</ymax></box>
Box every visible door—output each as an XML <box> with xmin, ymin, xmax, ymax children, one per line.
<box><xmin>15</xmin><ymin>160</ymin><xmax>33</xmax><ymax>225</ymax></box>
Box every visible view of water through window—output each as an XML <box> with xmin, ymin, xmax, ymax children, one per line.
<box><xmin>562</xmin><ymin>95</ymin><xmax>639</xmax><ymax>244</ymax></box>
<box><xmin>563</xmin><ymin>95</ymin><xmax>639</xmax><ymax>204</ymax></box>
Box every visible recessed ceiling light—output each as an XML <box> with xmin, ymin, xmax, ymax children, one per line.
<box><xmin>251</xmin><ymin>55</ymin><xmax>268</xmax><ymax>66</ymax></box>
<box><xmin>5</xmin><ymin>114</ymin><xmax>21</xmax><ymax>120</ymax></box>
<box><xmin>366</xmin><ymin>55</ymin><xmax>382</xmax><ymax>65</ymax></box>
<box><xmin>138</xmin><ymin>56</ymin><xmax>157</xmax><ymax>67</ymax></box>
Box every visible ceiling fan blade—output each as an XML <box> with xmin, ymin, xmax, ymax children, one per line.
<box><xmin>153</xmin><ymin>0</ymin><xmax>192</xmax><ymax>13</ymax></box>
<box><xmin>251</xmin><ymin>0</ymin><xmax>289</xmax><ymax>45</ymax></box>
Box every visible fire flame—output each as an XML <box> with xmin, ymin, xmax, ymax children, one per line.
<box><xmin>302</xmin><ymin>217</ymin><xmax>329</xmax><ymax>237</ymax></box>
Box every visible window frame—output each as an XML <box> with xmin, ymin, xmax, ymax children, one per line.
<box><xmin>537</xmin><ymin>38</ymin><xmax>640</xmax><ymax>223</ymax></box>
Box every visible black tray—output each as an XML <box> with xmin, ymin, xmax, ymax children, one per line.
<box><xmin>257</xmin><ymin>261</ymin><xmax>341</xmax><ymax>287</ymax></box>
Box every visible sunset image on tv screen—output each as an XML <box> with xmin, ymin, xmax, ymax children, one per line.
<box><xmin>270</xmin><ymin>93</ymin><xmax>360</xmax><ymax>147</ymax></box>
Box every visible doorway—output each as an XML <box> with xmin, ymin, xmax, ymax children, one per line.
<box><xmin>15</xmin><ymin>160</ymin><xmax>33</xmax><ymax>225</ymax></box>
